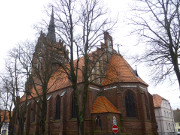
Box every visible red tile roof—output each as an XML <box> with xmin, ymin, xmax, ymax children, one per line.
<box><xmin>20</xmin><ymin>53</ymin><xmax>147</xmax><ymax>102</ymax></box>
<box><xmin>91</xmin><ymin>96</ymin><xmax>120</xmax><ymax>114</ymax></box>
<box><xmin>0</xmin><ymin>110</ymin><xmax>12</xmax><ymax>123</ymax></box>
<box><xmin>153</xmin><ymin>94</ymin><xmax>167</xmax><ymax>108</ymax></box>
<box><xmin>20</xmin><ymin>57</ymin><xmax>84</xmax><ymax>102</ymax></box>
<box><xmin>101</xmin><ymin>54</ymin><xmax>148</xmax><ymax>86</ymax></box>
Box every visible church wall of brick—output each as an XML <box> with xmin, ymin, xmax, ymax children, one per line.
<box><xmin>15</xmin><ymin>82</ymin><xmax>158</xmax><ymax>135</ymax></box>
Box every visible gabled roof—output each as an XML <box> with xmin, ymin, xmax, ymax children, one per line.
<box><xmin>20</xmin><ymin>52</ymin><xmax>148</xmax><ymax>102</ymax></box>
<box><xmin>101</xmin><ymin>54</ymin><xmax>148</xmax><ymax>86</ymax></box>
<box><xmin>153</xmin><ymin>94</ymin><xmax>168</xmax><ymax>108</ymax></box>
<box><xmin>173</xmin><ymin>109</ymin><xmax>180</xmax><ymax>122</ymax></box>
<box><xmin>91</xmin><ymin>96</ymin><xmax>120</xmax><ymax>114</ymax></box>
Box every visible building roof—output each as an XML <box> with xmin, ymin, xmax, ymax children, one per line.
<box><xmin>47</xmin><ymin>7</ymin><xmax>56</xmax><ymax>44</ymax></box>
<box><xmin>20</xmin><ymin>53</ymin><xmax>148</xmax><ymax>102</ymax></box>
<box><xmin>91</xmin><ymin>96</ymin><xmax>120</xmax><ymax>114</ymax></box>
<box><xmin>0</xmin><ymin>110</ymin><xmax>12</xmax><ymax>123</ymax></box>
<box><xmin>101</xmin><ymin>54</ymin><xmax>148</xmax><ymax>86</ymax></box>
<box><xmin>153</xmin><ymin>94</ymin><xmax>168</xmax><ymax>108</ymax></box>
<box><xmin>173</xmin><ymin>109</ymin><xmax>180</xmax><ymax>122</ymax></box>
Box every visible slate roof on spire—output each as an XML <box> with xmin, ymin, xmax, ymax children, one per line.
<box><xmin>47</xmin><ymin>6</ymin><xmax>56</xmax><ymax>44</ymax></box>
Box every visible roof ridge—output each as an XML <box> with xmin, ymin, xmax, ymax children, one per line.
<box><xmin>121</xmin><ymin>55</ymin><xmax>148</xmax><ymax>85</ymax></box>
<box><xmin>101</xmin><ymin>96</ymin><xmax>112</xmax><ymax>112</ymax></box>
<box><xmin>154</xmin><ymin>94</ymin><xmax>168</xmax><ymax>101</ymax></box>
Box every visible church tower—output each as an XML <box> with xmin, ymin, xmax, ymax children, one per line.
<box><xmin>31</xmin><ymin>7</ymin><xmax>69</xmax><ymax>76</ymax></box>
<box><xmin>47</xmin><ymin>7</ymin><xmax>56</xmax><ymax>44</ymax></box>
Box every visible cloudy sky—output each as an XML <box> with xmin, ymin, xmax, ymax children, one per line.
<box><xmin>0</xmin><ymin>0</ymin><xmax>179</xmax><ymax>109</ymax></box>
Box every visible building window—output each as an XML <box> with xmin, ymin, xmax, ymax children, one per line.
<box><xmin>55</xmin><ymin>95</ymin><xmax>61</xmax><ymax>119</ymax></box>
<box><xmin>107</xmin><ymin>39</ymin><xmax>112</xmax><ymax>52</ymax></box>
<box><xmin>31</xmin><ymin>103</ymin><xmax>36</xmax><ymax>122</ymax></box>
<box><xmin>125</xmin><ymin>91</ymin><xmax>136</xmax><ymax>117</ymax></box>
<box><xmin>4</xmin><ymin>116</ymin><xmax>8</xmax><ymax>120</ymax></box>
<box><xmin>95</xmin><ymin>116</ymin><xmax>102</xmax><ymax>130</ymax></box>
<box><xmin>37</xmin><ymin>56</ymin><xmax>42</xmax><ymax>70</ymax></box>
<box><xmin>169</xmin><ymin>123</ymin><xmax>171</xmax><ymax>131</ymax></box>
<box><xmin>145</xmin><ymin>96</ymin><xmax>150</xmax><ymax>120</ymax></box>
<box><xmin>2</xmin><ymin>130</ymin><xmax>7</xmax><ymax>135</ymax></box>
<box><xmin>72</xmin><ymin>93</ymin><xmax>77</xmax><ymax>118</ymax></box>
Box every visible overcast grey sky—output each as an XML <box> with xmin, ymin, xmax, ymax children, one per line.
<box><xmin>0</xmin><ymin>0</ymin><xmax>179</xmax><ymax>109</ymax></box>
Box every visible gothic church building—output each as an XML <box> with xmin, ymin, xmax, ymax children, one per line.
<box><xmin>14</xmin><ymin>9</ymin><xmax>158</xmax><ymax>135</ymax></box>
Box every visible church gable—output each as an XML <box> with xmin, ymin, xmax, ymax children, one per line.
<box><xmin>101</xmin><ymin>54</ymin><xmax>148</xmax><ymax>86</ymax></box>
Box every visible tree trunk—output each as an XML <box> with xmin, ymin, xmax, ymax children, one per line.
<box><xmin>19</xmin><ymin>126</ymin><xmax>23</xmax><ymax>135</ymax></box>
<box><xmin>174</xmin><ymin>67</ymin><xmax>180</xmax><ymax>88</ymax></box>
<box><xmin>8</xmin><ymin>118</ymin><xmax>14</xmax><ymax>135</ymax></box>
<box><xmin>19</xmin><ymin>118</ymin><xmax>25</xmax><ymax>135</ymax></box>
<box><xmin>78</xmin><ymin>119</ymin><xmax>84</xmax><ymax>135</ymax></box>
<box><xmin>41</xmin><ymin>119</ymin><xmax>46</xmax><ymax>135</ymax></box>
<box><xmin>40</xmin><ymin>90</ymin><xmax>47</xmax><ymax>135</ymax></box>
<box><xmin>0</xmin><ymin>124</ymin><xmax>2</xmax><ymax>134</ymax></box>
<box><xmin>8</xmin><ymin>110</ymin><xmax>15</xmax><ymax>135</ymax></box>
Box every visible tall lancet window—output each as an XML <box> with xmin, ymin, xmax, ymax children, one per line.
<box><xmin>55</xmin><ymin>95</ymin><xmax>61</xmax><ymax>119</ymax></box>
<box><xmin>145</xmin><ymin>96</ymin><xmax>150</xmax><ymax>120</ymax></box>
<box><xmin>72</xmin><ymin>93</ymin><xmax>77</xmax><ymax>118</ymax></box>
<box><xmin>107</xmin><ymin>39</ymin><xmax>112</xmax><ymax>52</ymax></box>
<box><xmin>31</xmin><ymin>102</ymin><xmax>36</xmax><ymax>122</ymax></box>
<box><xmin>125</xmin><ymin>91</ymin><xmax>136</xmax><ymax>117</ymax></box>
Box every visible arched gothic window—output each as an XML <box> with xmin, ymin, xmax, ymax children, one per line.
<box><xmin>55</xmin><ymin>95</ymin><xmax>61</xmax><ymax>119</ymax></box>
<box><xmin>72</xmin><ymin>93</ymin><xmax>77</xmax><ymax>118</ymax></box>
<box><xmin>95</xmin><ymin>116</ymin><xmax>102</xmax><ymax>129</ymax></box>
<box><xmin>145</xmin><ymin>96</ymin><xmax>150</xmax><ymax>120</ymax></box>
<box><xmin>125</xmin><ymin>91</ymin><xmax>136</xmax><ymax>117</ymax></box>
<box><xmin>31</xmin><ymin>102</ymin><xmax>36</xmax><ymax>122</ymax></box>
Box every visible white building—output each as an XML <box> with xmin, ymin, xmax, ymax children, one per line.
<box><xmin>0</xmin><ymin>110</ymin><xmax>10</xmax><ymax>135</ymax></box>
<box><xmin>1</xmin><ymin>122</ymin><xmax>9</xmax><ymax>135</ymax></box>
<box><xmin>153</xmin><ymin>94</ymin><xmax>175</xmax><ymax>135</ymax></box>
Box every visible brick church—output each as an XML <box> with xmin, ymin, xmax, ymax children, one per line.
<box><xmin>14</xmin><ymin>9</ymin><xmax>158</xmax><ymax>135</ymax></box>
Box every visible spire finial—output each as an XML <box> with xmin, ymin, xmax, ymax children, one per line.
<box><xmin>117</xmin><ymin>44</ymin><xmax>120</xmax><ymax>54</ymax></box>
<box><xmin>51</xmin><ymin>5</ymin><xmax>54</xmax><ymax>15</ymax></box>
<box><xmin>134</xmin><ymin>65</ymin><xmax>138</xmax><ymax>77</ymax></box>
<box><xmin>47</xmin><ymin>6</ymin><xmax>56</xmax><ymax>44</ymax></box>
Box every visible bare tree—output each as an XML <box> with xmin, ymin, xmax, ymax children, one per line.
<box><xmin>48</xmin><ymin>0</ymin><xmax>115</xmax><ymax>134</ymax></box>
<box><xmin>14</xmin><ymin>41</ymin><xmax>34</xmax><ymax>135</ymax></box>
<box><xmin>4</xmin><ymin>46</ymin><xmax>27</xmax><ymax>135</ymax></box>
<box><xmin>0</xmin><ymin>41</ymin><xmax>34</xmax><ymax>135</ymax></box>
<box><xmin>30</xmin><ymin>37</ymin><xmax>63</xmax><ymax>135</ymax></box>
<box><xmin>0</xmin><ymin>79</ymin><xmax>12</xmax><ymax>133</ymax></box>
<box><xmin>129</xmin><ymin>0</ymin><xmax>180</xmax><ymax>87</ymax></box>
<box><xmin>17</xmin><ymin>36</ymin><xmax>68</xmax><ymax>135</ymax></box>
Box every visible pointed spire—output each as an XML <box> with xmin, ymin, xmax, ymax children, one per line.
<box><xmin>47</xmin><ymin>6</ymin><xmax>56</xmax><ymax>44</ymax></box>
